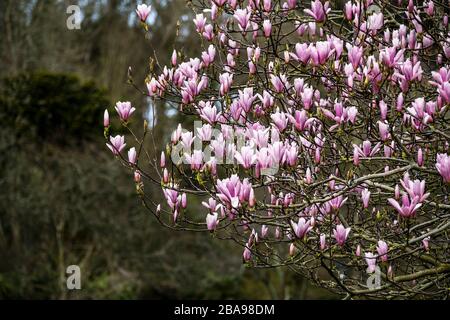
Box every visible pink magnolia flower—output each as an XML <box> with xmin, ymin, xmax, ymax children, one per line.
<box><xmin>186</xmin><ymin>150</ymin><xmax>204</xmax><ymax>170</ymax></box>
<box><xmin>376</xmin><ymin>240</ymin><xmax>388</xmax><ymax>262</ymax></box>
<box><xmin>181</xmin><ymin>131</ymin><xmax>194</xmax><ymax>149</ymax></box>
<box><xmin>270</xmin><ymin>110</ymin><xmax>289</xmax><ymax>131</ymax></box>
<box><xmin>431</xmin><ymin>68</ymin><xmax>450</xmax><ymax>88</ymax></box>
<box><xmin>199</xmin><ymin>102</ymin><xmax>220</xmax><ymax>124</ymax></box>
<box><xmin>354</xmin><ymin>140</ymin><xmax>381</xmax><ymax>158</ymax></box>
<box><xmin>400</xmin><ymin>173</ymin><xmax>430</xmax><ymax>203</ymax></box>
<box><xmin>301</xmin><ymin>87</ymin><xmax>314</xmax><ymax>109</ymax></box>
<box><xmin>269</xmin><ymin>141</ymin><xmax>286</xmax><ymax>165</ymax></box>
<box><xmin>290</xmin><ymin>43</ymin><xmax>311</xmax><ymax>64</ymax></box>
<box><xmin>436</xmin><ymin>153</ymin><xmax>450</xmax><ymax>183</ymax></box>
<box><xmin>379</xmin><ymin>100</ymin><xmax>388</xmax><ymax>120</ymax></box>
<box><xmin>226</xmin><ymin>53</ymin><xmax>235</xmax><ymax>69</ymax></box>
<box><xmin>270</xmin><ymin>74</ymin><xmax>289</xmax><ymax>93</ymax></box>
<box><xmin>202</xmin><ymin>24</ymin><xmax>214</xmax><ymax>40</ymax></box>
<box><xmin>219</xmin><ymin>72</ymin><xmax>233</xmax><ymax>95</ymax></box>
<box><xmin>333</xmin><ymin>224</ymin><xmax>351</xmax><ymax>246</ymax></box>
<box><xmin>230</xmin><ymin>100</ymin><xmax>243</xmax><ymax>121</ymax></box>
<box><xmin>395</xmin><ymin>58</ymin><xmax>423</xmax><ymax>91</ymax></box>
<box><xmin>263</xmin><ymin>0</ymin><xmax>272</xmax><ymax>11</ymax></box>
<box><xmin>344</xmin><ymin>1</ymin><xmax>352</xmax><ymax>20</ymax></box>
<box><xmin>361</xmin><ymin>188</ymin><xmax>371</xmax><ymax>208</ymax></box>
<box><xmin>239</xmin><ymin>179</ymin><xmax>253</xmax><ymax>203</ymax></box>
<box><xmin>146</xmin><ymin>78</ymin><xmax>160</xmax><ymax>97</ymax></box>
<box><xmin>216</xmin><ymin>175</ymin><xmax>242</xmax><ymax>208</ymax></box>
<box><xmin>238</xmin><ymin>87</ymin><xmax>256</xmax><ymax>113</ymax></box>
<box><xmin>128</xmin><ymin>147</ymin><xmax>137</xmax><ymax>164</ymax></box>
<box><xmin>257</xmin><ymin>90</ymin><xmax>274</xmax><ymax>109</ymax></box>
<box><xmin>193</xmin><ymin>13</ymin><xmax>206</xmax><ymax>33</ymax></box>
<box><xmin>387</xmin><ymin>194</ymin><xmax>422</xmax><ymax>218</ymax></box>
<box><xmin>234</xmin><ymin>8</ymin><xmax>251</xmax><ymax>31</ymax></box>
<box><xmin>328</xmin><ymin>35</ymin><xmax>343</xmax><ymax>58</ymax></box>
<box><xmin>256</xmin><ymin>148</ymin><xmax>273</xmax><ymax>174</ymax></box>
<box><xmin>346</xmin><ymin>44</ymin><xmax>363</xmax><ymax>68</ymax></box>
<box><xmin>367</xmin><ymin>12</ymin><xmax>384</xmax><ymax>34</ymax></box>
<box><xmin>136</xmin><ymin>4</ymin><xmax>151</xmax><ymax>22</ymax></box>
<box><xmin>201</xmin><ymin>45</ymin><xmax>216</xmax><ymax>67</ymax></box>
<box><xmin>163</xmin><ymin>188</ymin><xmax>180</xmax><ymax>210</ymax></box>
<box><xmin>263</xmin><ymin>20</ymin><xmax>272</xmax><ymax>38</ymax></box>
<box><xmin>380</xmin><ymin>47</ymin><xmax>404</xmax><ymax>68</ymax></box>
<box><xmin>438</xmin><ymin>82</ymin><xmax>450</xmax><ymax>103</ymax></box>
<box><xmin>365</xmin><ymin>252</ymin><xmax>377</xmax><ymax>273</ymax></box>
<box><xmin>206</xmin><ymin>212</ymin><xmax>219</xmax><ymax>230</ymax></box>
<box><xmin>321</xmin><ymin>102</ymin><xmax>357</xmax><ymax>128</ymax></box>
<box><xmin>320</xmin><ymin>233</ymin><xmax>326</xmax><ymax>250</ymax></box>
<box><xmin>235</xmin><ymin>146</ymin><xmax>257</xmax><ymax>169</ymax></box>
<box><xmin>288</xmin><ymin>110</ymin><xmax>311</xmax><ymax>131</ymax></box>
<box><xmin>107</xmin><ymin>135</ymin><xmax>126</xmax><ymax>155</ymax></box>
<box><xmin>284</xmin><ymin>143</ymin><xmax>298</xmax><ymax>166</ymax></box>
<box><xmin>329</xmin><ymin>195</ymin><xmax>348</xmax><ymax>211</ymax></box>
<box><xmin>243</xmin><ymin>246</ymin><xmax>252</xmax><ymax>261</ymax></box>
<box><xmin>378</xmin><ymin>121</ymin><xmax>390</xmax><ymax>141</ymax></box>
<box><xmin>115</xmin><ymin>101</ymin><xmax>136</xmax><ymax>121</ymax></box>
<box><xmin>310</xmin><ymin>41</ymin><xmax>332</xmax><ymax>65</ymax></box>
<box><xmin>304</xmin><ymin>0</ymin><xmax>329</xmax><ymax>23</ymax></box>
<box><xmin>409</xmin><ymin>98</ymin><xmax>431</xmax><ymax>125</ymax></box>
<box><xmin>197</xmin><ymin>124</ymin><xmax>212</xmax><ymax>141</ymax></box>
<box><xmin>291</xmin><ymin>218</ymin><xmax>313</xmax><ymax>240</ymax></box>
<box><xmin>202</xmin><ymin>197</ymin><xmax>220</xmax><ymax>212</ymax></box>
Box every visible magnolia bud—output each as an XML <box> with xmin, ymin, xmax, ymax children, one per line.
<box><xmin>289</xmin><ymin>243</ymin><xmax>296</xmax><ymax>256</ymax></box>
<box><xmin>181</xmin><ymin>193</ymin><xmax>187</xmax><ymax>208</ymax></box>
<box><xmin>134</xmin><ymin>170</ymin><xmax>141</xmax><ymax>183</ymax></box>
<box><xmin>160</xmin><ymin>151</ymin><xmax>166</xmax><ymax>168</ymax></box>
<box><xmin>417</xmin><ymin>148</ymin><xmax>424</xmax><ymax>166</ymax></box>
<box><xmin>104</xmin><ymin>109</ymin><xmax>110</xmax><ymax>127</ymax></box>
<box><xmin>163</xmin><ymin>168</ymin><xmax>169</xmax><ymax>184</ymax></box>
<box><xmin>171</xmin><ymin>49</ymin><xmax>177</xmax><ymax>66</ymax></box>
<box><xmin>356</xmin><ymin>244</ymin><xmax>361</xmax><ymax>257</ymax></box>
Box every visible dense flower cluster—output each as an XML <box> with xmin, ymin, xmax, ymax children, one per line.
<box><xmin>104</xmin><ymin>0</ymin><xmax>450</xmax><ymax>299</ymax></box>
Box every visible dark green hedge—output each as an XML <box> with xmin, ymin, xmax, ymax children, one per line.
<box><xmin>0</xmin><ymin>72</ymin><xmax>109</xmax><ymax>145</ymax></box>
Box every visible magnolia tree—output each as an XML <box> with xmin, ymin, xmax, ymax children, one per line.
<box><xmin>104</xmin><ymin>0</ymin><xmax>450</xmax><ymax>299</ymax></box>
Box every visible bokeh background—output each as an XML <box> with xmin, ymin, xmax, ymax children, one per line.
<box><xmin>0</xmin><ymin>0</ymin><xmax>335</xmax><ymax>299</ymax></box>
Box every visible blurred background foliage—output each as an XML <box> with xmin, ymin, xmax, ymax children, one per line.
<box><xmin>0</xmin><ymin>0</ymin><xmax>334</xmax><ymax>299</ymax></box>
